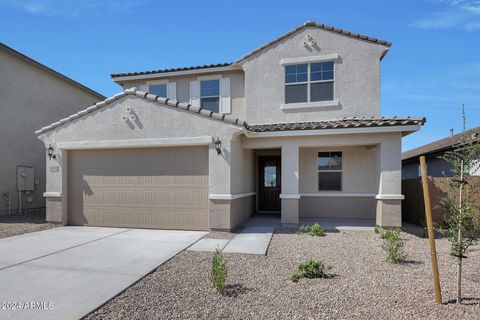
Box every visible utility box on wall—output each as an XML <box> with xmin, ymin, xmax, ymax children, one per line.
<box><xmin>16</xmin><ymin>166</ymin><xmax>35</xmax><ymax>191</ymax></box>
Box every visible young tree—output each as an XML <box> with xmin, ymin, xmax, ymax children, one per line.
<box><xmin>439</xmin><ymin>105</ymin><xmax>480</xmax><ymax>304</ymax></box>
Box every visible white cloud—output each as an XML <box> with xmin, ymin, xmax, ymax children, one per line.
<box><xmin>0</xmin><ymin>0</ymin><xmax>147</xmax><ymax>17</ymax></box>
<box><xmin>411</xmin><ymin>0</ymin><xmax>480</xmax><ymax>30</ymax></box>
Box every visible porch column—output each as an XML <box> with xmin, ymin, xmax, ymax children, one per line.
<box><xmin>281</xmin><ymin>143</ymin><xmax>300</xmax><ymax>224</ymax></box>
<box><xmin>375</xmin><ymin>135</ymin><xmax>403</xmax><ymax>227</ymax></box>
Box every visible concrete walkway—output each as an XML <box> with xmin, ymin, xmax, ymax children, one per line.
<box><xmin>0</xmin><ymin>226</ymin><xmax>206</xmax><ymax>320</ymax></box>
<box><xmin>188</xmin><ymin>226</ymin><xmax>274</xmax><ymax>255</ymax></box>
<box><xmin>223</xmin><ymin>226</ymin><xmax>274</xmax><ymax>255</ymax></box>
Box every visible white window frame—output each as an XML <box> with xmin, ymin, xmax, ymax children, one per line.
<box><xmin>317</xmin><ymin>151</ymin><xmax>343</xmax><ymax>191</ymax></box>
<box><xmin>198</xmin><ymin>74</ymin><xmax>222</xmax><ymax>111</ymax></box>
<box><xmin>141</xmin><ymin>79</ymin><xmax>176</xmax><ymax>100</ymax></box>
<box><xmin>281</xmin><ymin>54</ymin><xmax>339</xmax><ymax>110</ymax></box>
<box><xmin>146</xmin><ymin>79</ymin><xmax>168</xmax><ymax>97</ymax></box>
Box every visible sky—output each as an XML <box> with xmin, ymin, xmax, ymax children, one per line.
<box><xmin>0</xmin><ymin>0</ymin><xmax>479</xmax><ymax>151</ymax></box>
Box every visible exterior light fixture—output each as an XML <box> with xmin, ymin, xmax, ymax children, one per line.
<box><xmin>214</xmin><ymin>137</ymin><xmax>222</xmax><ymax>155</ymax></box>
<box><xmin>47</xmin><ymin>146</ymin><xmax>56</xmax><ymax>160</ymax></box>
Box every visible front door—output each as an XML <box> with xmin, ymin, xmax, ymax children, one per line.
<box><xmin>258</xmin><ymin>156</ymin><xmax>281</xmax><ymax>212</ymax></box>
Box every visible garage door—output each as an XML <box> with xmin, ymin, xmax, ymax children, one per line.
<box><xmin>68</xmin><ymin>146</ymin><xmax>209</xmax><ymax>230</ymax></box>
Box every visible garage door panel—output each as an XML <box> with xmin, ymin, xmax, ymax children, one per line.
<box><xmin>68</xmin><ymin>147</ymin><xmax>209</xmax><ymax>230</ymax></box>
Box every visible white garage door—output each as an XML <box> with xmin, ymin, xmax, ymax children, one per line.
<box><xmin>68</xmin><ymin>146</ymin><xmax>209</xmax><ymax>230</ymax></box>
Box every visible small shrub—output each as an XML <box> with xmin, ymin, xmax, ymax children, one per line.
<box><xmin>210</xmin><ymin>248</ymin><xmax>227</xmax><ymax>294</ymax></box>
<box><xmin>381</xmin><ymin>228</ymin><xmax>408</xmax><ymax>263</ymax></box>
<box><xmin>291</xmin><ymin>259</ymin><xmax>330</xmax><ymax>282</ymax></box>
<box><xmin>374</xmin><ymin>224</ymin><xmax>382</xmax><ymax>235</ymax></box>
<box><xmin>290</xmin><ymin>273</ymin><xmax>301</xmax><ymax>282</ymax></box>
<box><xmin>298</xmin><ymin>223</ymin><xmax>325</xmax><ymax>236</ymax></box>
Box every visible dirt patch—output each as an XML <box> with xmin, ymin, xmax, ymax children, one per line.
<box><xmin>0</xmin><ymin>213</ymin><xmax>58</xmax><ymax>239</ymax></box>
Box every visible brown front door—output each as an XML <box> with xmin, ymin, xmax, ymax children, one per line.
<box><xmin>258</xmin><ymin>156</ymin><xmax>281</xmax><ymax>212</ymax></box>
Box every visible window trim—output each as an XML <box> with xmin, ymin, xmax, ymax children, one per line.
<box><xmin>317</xmin><ymin>151</ymin><xmax>343</xmax><ymax>191</ymax></box>
<box><xmin>199</xmin><ymin>78</ymin><xmax>221</xmax><ymax>111</ymax></box>
<box><xmin>280</xmin><ymin>53</ymin><xmax>339</xmax><ymax>65</ymax></box>
<box><xmin>283</xmin><ymin>59</ymin><xmax>336</xmax><ymax>108</ymax></box>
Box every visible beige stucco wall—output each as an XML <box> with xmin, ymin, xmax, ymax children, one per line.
<box><xmin>300</xmin><ymin>197</ymin><xmax>376</xmax><ymax>219</ymax></box>
<box><xmin>298</xmin><ymin>145</ymin><xmax>377</xmax><ymax>219</ymax></box>
<box><xmin>0</xmin><ymin>49</ymin><xmax>102</xmax><ymax>215</ymax></box>
<box><xmin>241</xmin><ymin>26</ymin><xmax>388</xmax><ymax>124</ymax></box>
<box><xmin>120</xmin><ymin>70</ymin><xmax>246</xmax><ymax>120</ymax></box>
<box><xmin>299</xmin><ymin>146</ymin><xmax>377</xmax><ymax>193</ymax></box>
<box><xmin>39</xmin><ymin>95</ymin><xmax>243</xmax><ymax>229</ymax></box>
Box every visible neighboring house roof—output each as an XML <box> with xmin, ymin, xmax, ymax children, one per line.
<box><xmin>402</xmin><ymin>127</ymin><xmax>480</xmax><ymax>161</ymax></box>
<box><xmin>246</xmin><ymin>117</ymin><xmax>426</xmax><ymax>133</ymax></box>
<box><xmin>35</xmin><ymin>88</ymin><xmax>246</xmax><ymax>135</ymax></box>
<box><xmin>36</xmin><ymin>89</ymin><xmax>425</xmax><ymax>136</ymax></box>
<box><xmin>1</xmin><ymin>42</ymin><xmax>105</xmax><ymax>100</ymax></box>
<box><xmin>235</xmin><ymin>21</ymin><xmax>391</xmax><ymax>63</ymax></box>
<box><xmin>110</xmin><ymin>21</ymin><xmax>391</xmax><ymax>79</ymax></box>
<box><xmin>110</xmin><ymin>63</ymin><xmax>232</xmax><ymax>78</ymax></box>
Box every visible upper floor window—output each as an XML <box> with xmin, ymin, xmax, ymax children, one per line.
<box><xmin>149</xmin><ymin>84</ymin><xmax>167</xmax><ymax>97</ymax></box>
<box><xmin>318</xmin><ymin>152</ymin><xmax>342</xmax><ymax>191</ymax></box>
<box><xmin>200</xmin><ymin>79</ymin><xmax>220</xmax><ymax>112</ymax></box>
<box><xmin>285</xmin><ymin>61</ymin><xmax>334</xmax><ymax>104</ymax></box>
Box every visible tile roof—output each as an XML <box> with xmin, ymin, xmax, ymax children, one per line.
<box><xmin>402</xmin><ymin>127</ymin><xmax>480</xmax><ymax>161</ymax></box>
<box><xmin>246</xmin><ymin>117</ymin><xmax>426</xmax><ymax>133</ymax></box>
<box><xmin>110</xmin><ymin>21</ymin><xmax>391</xmax><ymax>78</ymax></box>
<box><xmin>35</xmin><ymin>91</ymin><xmax>424</xmax><ymax>136</ymax></box>
<box><xmin>111</xmin><ymin>63</ymin><xmax>232</xmax><ymax>78</ymax></box>
<box><xmin>35</xmin><ymin>88</ymin><xmax>246</xmax><ymax>135</ymax></box>
<box><xmin>235</xmin><ymin>21</ymin><xmax>392</xmax><ymax>63</ymax></box>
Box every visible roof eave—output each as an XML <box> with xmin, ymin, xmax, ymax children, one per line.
<box><xmin>244</xmin><ymin>124</ymin><xmax>422</xmax><ymax>138</ymax></box>
<box><xmin>111</xmin><ymin>64</ymin><xmax>242</xmax><ymax>83</ymax></box>
<box><xmin>1</xmin><ymin>43</ymin><xmax>105</xmax><ymax>100</ymax></box>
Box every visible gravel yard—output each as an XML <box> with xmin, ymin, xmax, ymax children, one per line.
<box><xmin>87</xmin><ymin>229</ymin><xmax>479</xmax><ymax>320</ymax></box>
<box><xmin>0</xmin><ymin>213</ymin><xmax>58</xmax><ymax>239</ymax></box>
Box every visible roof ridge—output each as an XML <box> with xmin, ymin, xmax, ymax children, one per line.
<box><xmin>235</xmin><ymin>21</ymin><xmax>391</xmax><ymax>63</ymax></box>
<box><xmin>35</xmin><ymin>88</ymin><xmax>246</xmax><ymax>135</ymax></box>
<box><xmin>111</xmin><ymin>21</ymin><xmax>391</xmax><ymax>78</ymax></box>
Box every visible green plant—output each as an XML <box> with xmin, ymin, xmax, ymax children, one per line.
<box><xmin>374</xmin><ymin>224</ymin><xmax>382</xmax><ymax>235</ymax></box>
<box><xmin>381</xmin><ymin>228</ymin><xmax>408</xmax><ymax>263</ymax></box>
<box><xmin>291</xmin><ymin>259</ymin><xmax>330</xmax><ymax>282</ymax></box>
<box><xmin>210</xmin><ymin>248</ymin><xmax>228</xmax><ymax>294</ymax></box>
<box><xmin>290</xmin><ymin>273</ymin><xmax>301</xmax><ymax>283</ymax></box>
<box><xmin>298</xmin><ymin>223</ymin><xmax>325</xmax><ymax>236</ymax></box>
<box><xmin>437</xmin><ymin>106</ymin><xmax>480</xmax><ymax>304</ymax></box>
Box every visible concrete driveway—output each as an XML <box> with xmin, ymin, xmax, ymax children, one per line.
<box><xmin>0</xmin><ymin>226</ymin><xmax>206</xmax><ymax>320</ymax></box>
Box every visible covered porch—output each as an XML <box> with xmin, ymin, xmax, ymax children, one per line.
<box><xmin>241</xmin><ymin>129</ymin><xmax>405</xmax><ymax>227</ymax></box>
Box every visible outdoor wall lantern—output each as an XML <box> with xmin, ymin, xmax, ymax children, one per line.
<box><xmin>214</xmin><ymin>137</ymin><xmax>222</xmax><ymax>155</ymax></box>
<box><xmin>47</xmin><ymin>146</ymin><xmax>56</xmax><ymax>160</ymax></box>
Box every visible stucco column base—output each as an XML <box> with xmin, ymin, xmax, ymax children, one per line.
<box><xmin>376</xmin><ymin>199</ymin><xmax>402</xmax><ymax>227</ymax></box>
<box><xmin>209</xmin><ymin>199</ymin><xmax>231</xmax><ymax>230</ymax></box>
<box><xmin>281</xmin><ymin>199</ymin><xmax>299</xmax><ymax>224</ymax></box>
<box><xmin>46</xmin><ymin>197</ymin><xmax>67</xmax><ymax>224</ymax></box>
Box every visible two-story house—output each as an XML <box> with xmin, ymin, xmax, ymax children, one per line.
<box><xmin>36</xmin><ymin>22</ymin><xmax>425</xmax><ymax>231</ymax></box>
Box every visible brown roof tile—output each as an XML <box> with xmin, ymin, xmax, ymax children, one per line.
<box><xmin>35</xmin><ymin>88</ymin><xmax>246</xmax><ymax>135</ymax></box>
<box><xmin>111</xmin><ymin>63</ymin><xmax>232</xmax><ymax>78</ymax></box>
<box><xmin>246</xmin><ymin>117</ymin><xmax>425</xmax><ymax>133</ymax></box>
